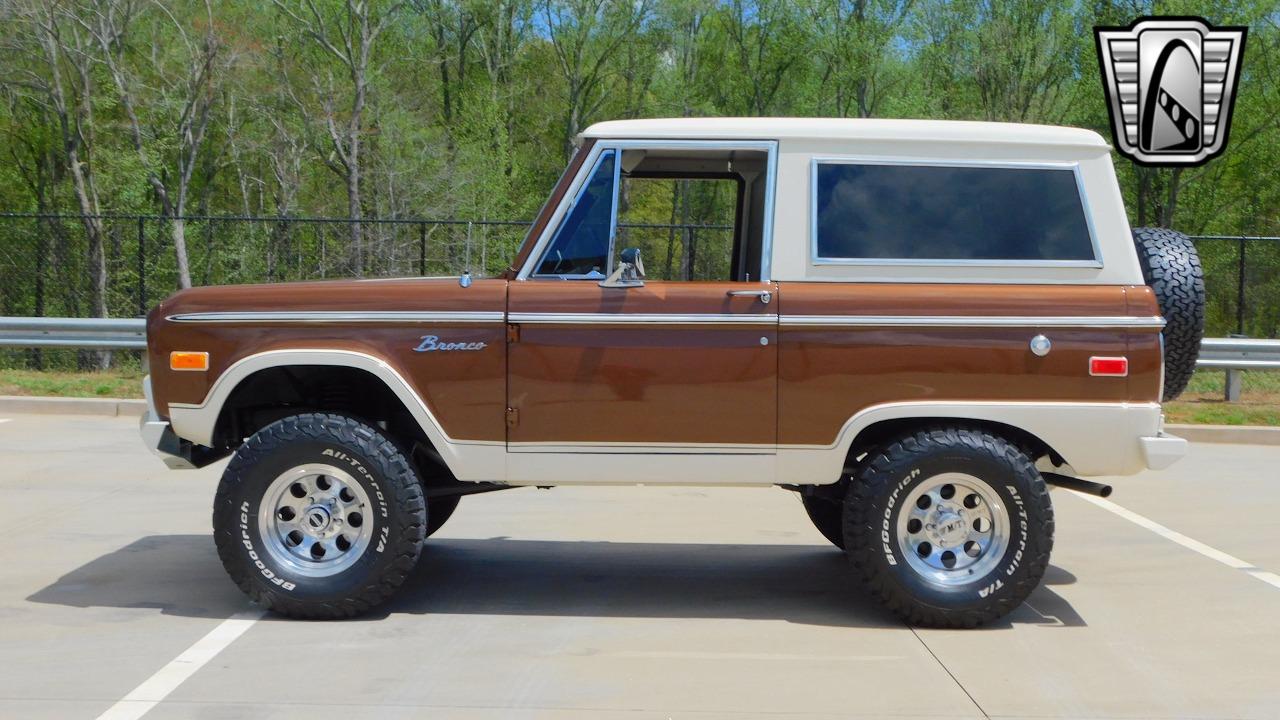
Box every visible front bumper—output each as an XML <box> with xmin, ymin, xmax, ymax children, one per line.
<box><xmin>1140</xmin><ymin>432</ymin><xmax>1188</xmax><ymax>471</ymax></box>
<box><xmin>139</xmin><ymin>375</ymin><xmax>200</xmax><ymax>469</ymax></box>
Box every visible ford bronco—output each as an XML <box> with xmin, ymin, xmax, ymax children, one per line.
<box><xmin>140</xmin><ymin>118</ymin><xmax>1203</xmax><ymax>627</ymax></box>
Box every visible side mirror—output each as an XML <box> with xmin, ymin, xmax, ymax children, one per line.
<box><xmin>599</xmin><ymin>247</ymin><xmax>646</xmax><ymax>288</ymax></box>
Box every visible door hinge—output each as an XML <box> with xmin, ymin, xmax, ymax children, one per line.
<box><xmin>507</xmin><ymin>323</ymin><xmax>520</xmax><ymax>343</ymax></box>
<box><xmin>505</xmin><ymin>407</ymin><xmax>519</xmax><ymax>428</ymax></box>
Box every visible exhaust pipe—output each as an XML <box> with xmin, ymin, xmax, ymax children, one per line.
<box><xmin>1044</xmin><ymin>473</ymin><xmax>1113</xmax><ymax>498</ymax></box>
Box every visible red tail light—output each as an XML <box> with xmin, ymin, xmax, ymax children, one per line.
<box><xmin>1089</xmin><ymin>356</ymin><xmax>1129</xmax><ymax>377</ymax></box>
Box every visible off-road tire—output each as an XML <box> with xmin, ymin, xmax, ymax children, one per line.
<box><xmin>1132</xmin><ymin>227</ymin><xmax>1205</xmax><ymax>399</ymax></box>
<box><xmin>425</xmin><ymin>494</ymin><xmax>460</xmax><ymax>538</ymax></box>
<box><xmin>213</xmin><ymin>413</ymin><xmax>426</xmax><ymax>619</ymax></box>
<box><xmin>801</xmin><ymin>492</ymin><xmax>846</xmax><ymax>550</ymax></box>
<box><xmin>845</xmin><ymin>426</ymin><xmax>1053</xmax><ymax>628</ymax></box>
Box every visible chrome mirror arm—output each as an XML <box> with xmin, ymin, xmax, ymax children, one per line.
<box><xmin>599</xmin><ymin>247</ymin><xmax>646</xmax><ymax>288</ymax></box>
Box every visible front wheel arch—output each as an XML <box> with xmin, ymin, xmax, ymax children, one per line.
<box><xmin>167</xmin><ymin>349</ymin><xmax>465</xmax><ymax>483</ymax></box>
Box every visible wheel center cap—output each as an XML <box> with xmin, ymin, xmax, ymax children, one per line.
<box><xmin>932</xmin><ymin>510</ymin><xmax>967</xmax><ymax>546</ymax></box>
<box><xmin>303</xmin><ymin>506</ymin><xmax>332</xmax><ymax>533</ymax></box>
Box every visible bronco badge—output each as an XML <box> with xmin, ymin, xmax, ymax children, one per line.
<box><xmin>1095</xmin><ymin>16</ymin><xmax>1246</xmax><ymax>166</ymax></box>
<box><xmin>413</xmin><ymin>335</ymin><xmax>488</xmax><ymax>352</ymax></box>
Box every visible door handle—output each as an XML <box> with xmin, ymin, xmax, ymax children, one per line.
<box><xmin>726</xmin><ymin>289</ymin><xmax>772</xmax><ymax>305</ymax></box>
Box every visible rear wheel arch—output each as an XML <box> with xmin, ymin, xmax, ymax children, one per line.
<box><xmin>845</xmin><ymin>416</ymin><xmax>1064</xmax><ymax>473</ymax></box>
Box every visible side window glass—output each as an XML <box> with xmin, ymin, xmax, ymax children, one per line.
<box><xmin>534</xmin><ymin>150</ymin><xmax>617</xmax><ymax>278</ymax></box>
<box><xmin>813</xmin><ymin>162</ymin><xmax>1096</xmax><ymax>262</ymax></box>
<box><xmin>616</xmin><ymin>178</ymin><xmax>738</xmax><ymax>281</ymax></box>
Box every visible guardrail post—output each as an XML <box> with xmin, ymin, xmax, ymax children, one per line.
<box><xmin>1225</xmin><ymin>369</ymin><xmax>1243</xmax><ymax>402</ymax></box>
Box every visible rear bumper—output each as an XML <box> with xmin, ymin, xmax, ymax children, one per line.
<box><xmin>1141</xmin><ymin>432</ymin><xmax>1188</xmax><ymax>471</ymax></box>
<box><xmin>139</xmin><ymin>375</ymin><xmax>200</xmax><ymax>469</ymax></box>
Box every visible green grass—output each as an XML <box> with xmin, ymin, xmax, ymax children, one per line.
<box><xmin>1163</xmin><ymin>370</ymin><xmax>1280</xmax><ymax>426</ymax></box>
<box><xmin>0</xmin><ymin>367</ymin><xmax>1277</xmax><ymax>426</ymax></box>
<box><xmin>0</xmin><ymin>368</ymin><xmax>145</xmax><ymax>399</ymax></box>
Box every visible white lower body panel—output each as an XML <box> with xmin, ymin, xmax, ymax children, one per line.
<box><xmin>490</xmin><ymin>401</ymin><xmax>1181</xmax><ymax>486</ymax></box>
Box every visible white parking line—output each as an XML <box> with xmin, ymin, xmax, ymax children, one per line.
<box><xmin>0</xmin><ymin>418</ymin><xmax>10</xmax><ymax>424</ymax></box>
<box><xmin>95</xmin><ymin>610</ymin><xmax>265</xmax><ymax>720</ymax></box>
<box><xmin>1078</xmin><ymin>493</ymin><xmax>1280</xmax><ymax>591</ymax></box>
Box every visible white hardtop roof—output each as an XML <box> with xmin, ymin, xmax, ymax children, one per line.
<box><xmin>581</xmin><ymin>117</ymin><xmax>1109</xmax><ymax>150</ymax></box>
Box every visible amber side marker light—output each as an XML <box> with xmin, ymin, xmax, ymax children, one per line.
<box><xmin>170</xmin><ymin>351</ymin><xmax>209</xmax><ymax>372</ymax></box>
<box><xmin>1089</xmin><ymin>356</ymin><xmax>1128</xmax><ymax>377</ymax></box>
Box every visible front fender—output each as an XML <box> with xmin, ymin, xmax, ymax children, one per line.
<box><xmin>167</xmin><ymin>349</ymin><xmax>505</xmax><ymax>482</ymax></box>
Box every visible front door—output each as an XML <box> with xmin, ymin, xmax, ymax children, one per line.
<box><xmin>506</xmin><ymin>280</ymin><xmax>778</xmax><ymax>453</ymax></box>
<box><xmin>503</xmin><ymin>140</ymin><xmax>779</xmax><ymax>484</ymax></box>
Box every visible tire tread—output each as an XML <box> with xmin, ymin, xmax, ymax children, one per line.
<box><xmin>1132</xmin><ymin>227</ymin><xmax>1205</xmax><ymax>400</ymax></box>
<box><xmin>844</xmin><ymin>426</ymin><xmax>1053</xmax><ymax>629</ymax></box>
<box><xmin>213</xmin><ymin>413</ymin><xmax>426</xmax><ymax>619</ymax></box>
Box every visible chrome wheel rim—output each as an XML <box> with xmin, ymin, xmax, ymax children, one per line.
<box><xmin>896</xmin><ymin>472</ymin><xmax>1009</xmax><ymax>587</ymax></box>
<box><xmin>258</xmin><ymin>463</ymin><xmax>375</xmax><ymax>578</ymax></box>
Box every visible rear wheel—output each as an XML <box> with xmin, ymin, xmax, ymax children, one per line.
<box><xmin>844</xmin><ymin>426</ymin><xmax>1053</xmax><ymax>628</ymax></box>
<box><xmin>213</xmin><ymin>413</ymin><xmax>426</xmax><ymax>619</ymax></box>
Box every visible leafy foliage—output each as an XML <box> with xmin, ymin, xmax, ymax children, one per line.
<box><xmin>0</xmin><ymin>0</ymin><xmax>1278</xmax><ymax>339</ymax></box>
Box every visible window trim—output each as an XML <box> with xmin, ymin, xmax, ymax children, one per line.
<box><xmin>518</xmin><ymin>139</ymin><xmax>779</xmax><ymax>281</ymax></box>
<box><xmin>531</xmin><ymin>148</ymin><xmax>621</xmax><ymax>280</ymax></box>
<box><xmin>808</xmin><ymin>156</ymin><xmax>1104</xmax><ymax>269</ymax></box>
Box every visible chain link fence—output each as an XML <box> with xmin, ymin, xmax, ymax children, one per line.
<box><xmin>0</xmin><ymin>212</ymin><xmax>1275</xmax><ymax>335</ymax></box>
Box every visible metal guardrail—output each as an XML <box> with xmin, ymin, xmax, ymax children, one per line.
<box><xmin>1196</xmin><ymin>337</ymin><xmax>1280</xmax><ymax>401</ymax></box>
<box><xmin>0</xmin><ymin>317</ymin><xmax>146</xmax><ymax>350</ymax></box>
<box><xmin>1196</xmin><ymin>338</ymin><xmax>1280</xmax><ymax>370</ymax></box>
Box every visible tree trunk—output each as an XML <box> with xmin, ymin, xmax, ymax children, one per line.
<box><xmin>347</xmin><ymin>161</ymin><xmax>363</xmax><ymax>276</ymax></box>
<box><xmin>171</xmin><ymin>217</ymin><xmax>193</xmax><ymax>289</ymax></box>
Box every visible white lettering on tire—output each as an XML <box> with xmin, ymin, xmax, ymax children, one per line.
<box><xmin>881</xmin><ymin>468</ymin><xmax>922</xmax><ymax>566</ymax></box>
<box><xmin>322</xmin><ymin>448</ymin><xmax>390</xmax><ymax>524</ymax></box>
<box><xmin>977</xmin><ymin>485</ymin><xmax>1031</xmax><ymax>599</ymax></box>
<box><xmin>239</xmin><ymin>500</ymin><xmax>296</xmax><ymax>591</ymax></box>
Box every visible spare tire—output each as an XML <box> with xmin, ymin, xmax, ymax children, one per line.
<box><xmin>1131</xmin><ymin>227</ymin><xmax>1205</xmax><ymax>399</ymax></box>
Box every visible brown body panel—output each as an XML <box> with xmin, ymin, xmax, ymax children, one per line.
<box><xmin>1125</xmin><ymin>284</ymin><xmax>1164</xmax><ymax>402</ymax></box>
<box><xmin>777</xmin><ymin>283</ymin><xmax>1162</xmax><ymax>446</ymax></box>
<box><xmin>147</xmin><ymin>278</ymin><xmax>508</xmax><ymax>442</ymax></box>
<box><xmin>507</xmin><ymin>281</ymin><xmax>778</xmax><ymax>446</ymax></box>
<box><xmin>147</xmin><ymin>276</ymin><xmax>1161</xmax><ymax>452</ymax></box>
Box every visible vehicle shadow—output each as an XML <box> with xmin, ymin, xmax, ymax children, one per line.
<box><xmin>25</xmin><ymin>534</ymin><xmax>247</xmax><ymax>620</ymax></box>
<box><xmin>27</xmin><ymin>534</ymin><xmax>1085</xmax><ymax>628</ymax></box>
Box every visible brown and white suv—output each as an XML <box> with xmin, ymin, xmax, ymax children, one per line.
<box><xmin>140</xmin><ymin>118</ymin><xmax>1203</xmax><ymax>626</ymax></box>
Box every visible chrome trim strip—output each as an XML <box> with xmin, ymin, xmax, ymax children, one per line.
<box><xmin>508</xmin><ymin>312</ymin><xmax>777</xmax><ymax>325</ymax></box>
<box><xmin>167</xmin><ymin>311</ymin><xmax>505</xmax><ymax>324</ymax></box>
<box><xmin>808</xmin><ymin>157</ymin><xmax>1105</xmax><ymax>269</ymax></box>
<box><xmin>780</xmin><ymin>315</ymin><xmax>1165</xmax><ymax>328</ymax></box>
<box><xmin>518</xmin><ymin>140</ymin><xmax>780</xmax><ymax>282</ymax></box>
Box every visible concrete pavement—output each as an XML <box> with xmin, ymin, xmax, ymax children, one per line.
<box><xmin>1</xmin><ymin>413</ymin><xmax>1278</xmax><ymax>719</ymax></box>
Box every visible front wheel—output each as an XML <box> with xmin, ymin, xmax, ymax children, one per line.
<box><xmin>844</xmin><ymin>427</ymin><xmax>1053</xmax><ymax>628</ymax></box>
<box><xmin>213</xmin><ymin>413</ymin><xmax>427</xmax><ymax>619</ymax></box>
